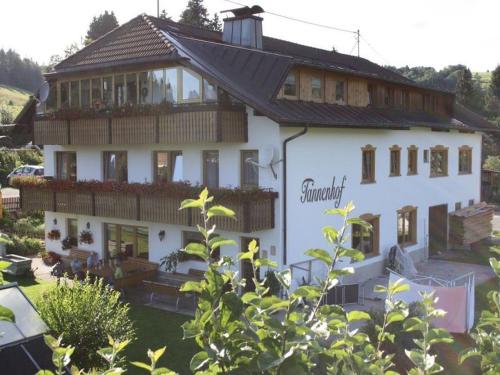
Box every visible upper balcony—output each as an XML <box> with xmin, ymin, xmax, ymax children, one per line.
<box><xmin>35</xmin><ymin>66</ymin><xmax>248</xmax><ymax>145</ymax></box>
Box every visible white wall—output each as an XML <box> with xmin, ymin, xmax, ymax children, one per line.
<box><xmin>282</xmin><ymin>126</ymin><xmax>482</xmax><ymax>272</ymax></box>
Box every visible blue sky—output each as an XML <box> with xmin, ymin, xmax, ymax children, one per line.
<box><xmin>2</xmin><ymin>0</ymin><xmax>499</xmax><ymax>71</ymax></box>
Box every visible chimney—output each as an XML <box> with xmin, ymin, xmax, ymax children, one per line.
<box><xmin>221</xmin><ymin>5</ymin><xmax>264</xmax><ymax>49</ymax></box>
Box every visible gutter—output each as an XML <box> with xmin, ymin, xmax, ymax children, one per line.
<box><xmin>282</xmin><ymin>125</ymin><xmax>308</xmax><ymax>265</ymax></box>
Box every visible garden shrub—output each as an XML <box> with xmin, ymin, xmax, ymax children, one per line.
<box><xmin>37</xmin><ymin>276</ymin><xmax>135</xmax><ymax>370</ymax></box>
<box><xmin>16</xmin><ymin>148</ymin><xmax>43</xmax><ymax>166</ymax></box>
<box><xmin>12</xmin><ymin>217</ymin><xmax>44</xmax><ymax>238</ymax></box>
<box><xmin>0</xmin><ymin>150</ymin><xmax>19</xmax><ymax>186</ymax></box>
<box><xmin>6</xmin><ymin>235</ymin><xmax>42</xmax><ymax>255</ymax></box>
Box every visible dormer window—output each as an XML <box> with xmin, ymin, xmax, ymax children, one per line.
<box><xmin>283</xmin><ymin>73</ymin><xmax>297</xmax><ymax>97</ymax></box>
<box><xmin>311</xmin><ymin>76</ymin><xmax>322</xmax><ymax>99</ymax></box>
<box><xmin>335</xmin><ymin>81</ymin><xmax>345</xmax><ymax>102</ymax></box>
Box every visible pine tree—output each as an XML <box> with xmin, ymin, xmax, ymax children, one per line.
<box><xmin>85</xmin><ymin>11</ymin><xmax>119</xmax><ymax>45</ymax></box>
<box><xmin>491</xmin><ymin>65</ymin><xmax>500</xmax><ymax>98</ymax></box>
<box><xmin>456</xmin><ymin>68</ymin><xmax>474</xmax><ymax>106</ymax></box>
<box><xmin>179</xmin><ymin>0</ymin><xmax>221</xmax><ymax>31</ymax></box>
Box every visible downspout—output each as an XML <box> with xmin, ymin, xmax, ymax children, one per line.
<box><xmin>282</xmin><ymin>125</ymin><xmax>308</xmax><ymax>266</ymax></box>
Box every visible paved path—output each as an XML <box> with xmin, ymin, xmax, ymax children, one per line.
<box><xmin>493</xmin><ymin>211</ymin><xmax>500</xmax><ymax>232</ymax></box>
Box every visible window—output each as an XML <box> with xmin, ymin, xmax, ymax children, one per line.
<box><xmin>203</xmin><ymin>79</ymin><xmax>217</xmax><ymax>102</ymax></box>
<box><xmin>60</xmin><ymin>82</ymin><xmax>69</xmax><ymax>108</ymax></box>
<box><xmin>114</xmin><ymin>74</ymin><xmax>125</xmax><ymax>106</ymax></box>
<box><xmin>468</xmin><ymin>199</ymin><xmax>474</xmax><ymax>206</ymax></box>
<box><xmin>183</xmin><ymin>231</ymin><xmax>220</xmax><ymax>261</ymax></box>
<box><xmin>103</xmin><ymin>151</ymin><xmax>127</xmax><ymax>182</ymax></box>
<box><xmin>241</xmin><ymin>150</ymin><xmax>259</xmax><ymax>189</ymax></box>
<box><xmin>389</xmin><ymin>145</ymin><xmax>401</xmax><ymax>177</ymax></box>
<box><xmin>283</xmin><ymin>72</ymin><xmax>297</xmax><ymax>97</ymax></box>
<box><xmin>203</xmin><ymin>150</ymin><xmax>219</xmax><ymax>188</ymax></box>
<box><xmin>182</xmin><ymin>68</ymin><xmax>201</xmax><ymax>101</ymax></box>
<box><xmin>150</xmin><ymin>70</ymin><xmax>165</xmax><ymax>104</ymax></box>
<box><xmin>430</xmin><ymin>146</ymin><xmax>448</xmax><ymax>177</ymax></box>
<box><xmin>105</xmin><ymin>223</ymin><xmax>149</xmax><ymax>260</ymax></box>
<box><xmin>165</xmin><ymin>68</ymin><xmax>178</xmax><ymax>103</ymax></box>
<box><xmin>91</xmin><ymin>78</ymin><xmax>101</xmax><ymax>108</ymax></box>
<box><xmin>397</xmin><ymin>206</ymin><xmax>417</xmax><ymax>246</ymax></box>
<box><xmin>335</xmin><ymin>81</ymin><xmax>345</xmax><ymax>102</ymax></box>
<box><xmin>408</xmin><ymin>146</ymin><xmax>418</xmax><ymax>175</ymax></box>
<box><xmin>458</xmin><ymin>146</ymin><xmax>472</xmax><ymax>174</ymax></box>
<box><xmin>455</xmin><ymin>202</ymin><xmax>462</xmax><ymax>211</ymax></box>
<box><xmin>361</xmin><ymin>145</ymin><xmax>376</xmax><ymax>183</ymax></box>
<box><xmin>311</xmin><ymin>76</ymin><xmax>322</xmax><ymax>99</ymax></box>
<box><xmin>102</xmin><ymin>76</ymin><xmax>113</xmax><ymax>108</ymax></box>
<box><xmin>423</xmin><ymin>149</ymin><xmax>429</xmax><ymax>163</ymax></box>
<box><xmin>70</xmin><ymin>81</ymin><xmax>79</xmax><ymax>108</ymax></box>
<box><xmin>126</xmin><ymin>74</ymin><xmax>137</xmax><ymax>105</ymax></box>
<box><xmin>368</xmin><ymin>84</ymin><xmax>377</xmax><ymax>105</ymax></box>
<box><xmin>56</xmin><ymin>152</ymin><xmax>77</xmax><ymax>181</ymax></box>
<box><xmin>67</xmin><ymin>218</ymin><xmax>78</xmax><ymax>240</ymax></box>
<box><xmin>139</xmin><ymin>72</ymin><xmax>151</xmax><ymax>104</ymax></box>
<box><xmin>46</xmin><ymin>83</ymin><xmax>58</xmax><ymax>112</ymax></box>
<box><xmin>154</xmin><ymin>151</ymin><xmax>183</xmax><ymax>183</ymax></box>
<box><xmin>81</xmin><ymin>80</ymin><xmax>90</xmax><ymax>109</ymax></box>
<box><xmin>352</xmin><ymin>214</ymin><xmax>380</xmax><ymax>256</ymax></box>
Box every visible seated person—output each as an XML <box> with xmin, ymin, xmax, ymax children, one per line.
<box><xmin>87</xmin><ymin>251</ymin><xmax>98</xmax><ymax>270</ymax></box>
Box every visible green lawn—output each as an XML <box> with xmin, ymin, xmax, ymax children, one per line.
<box><xmin>0</xmin><ymin>84</ymin><xmax>30</xmax><ymax>121</ymax></box>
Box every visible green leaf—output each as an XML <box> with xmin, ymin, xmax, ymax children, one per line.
<box><xmin>338</xmin><ymin>248</ymin><xmax>365</xmax><ymax>261</ymax></box>
<box><xmin>387</xmin><ymin>311</ymin><xmax>406</xmax><ymax>324</ymax></box>
<box><xmin>255</xmin><ymin>258</ymin><xmax>278</xmax><ymax>268</ymax></box>
<box><xmin>238</xmin><ymin>251</ymin><xmax>254</xmax><ymax>261</ymax></box>
<box><xmin>179</xmin><ymin>198</ymin><xmax>203</xmax><ymax>210</ymax></box>
<box><xmin>247</xmin><ymin>239</ymin><xmax>258</xmax><ymax>253</ymax></box>
<box><xmin>183</xmin><ymin>242</ymin><xmax>208</xmax><ymax>261</ymax></box>
<box><xmin>292</xmin><ymin>285</ymin><xmax>321</xmax><ymax>299</ymax></box>
<box><xmin>130</xmin><ymin>361</ymin><xmax>152</xmax><ymax>371</ymax></box>
<box><xmin>459</xmin><ymin>349</ymin><xmax>481</xmax><ymax>364</ymax></box>
<box><xmin>324</xmin><ymin>208</ymin><xmax>348</xmax><ymax>217</ymax></box>
<box><xmin>0</xmin><ymin>304</ymin><xmax>15</xmax><ymax>323</ymax></box>
<box><xmin>347</xmin><ymin>217</ymin><xmax>372</xmax><ymax>230</ymax></box>
<box><xmin>489</xmin><ymin>257</ymin><xmax>500</xmax><ymax>277</ymax></box>
<box><xmin>322</xmin><ymin>226</ymin><xmax>339</xmax><ymax>243</ymax></box>
<box><xmin>180</xmin><ymin>281</ymin><xmax>202</xmax><ymax>294</ymax></box>
<box><xmin>190</xmin><ymin>351</ymin><xmax>209</xmax><ymax>371</ymax></box>
<box><xmin>208</xmin><ymin>236</ymin><xmax>237</xmax><ymax>249</ymax></box>
<box><xmin>151</xmin><ymin>368</ymin><xmax>177</xmax><ymax>375</ymax></box>
<box><xmin>305</xmin><ymin>248</ymin><xmax>333</xmax><ymax>265</ymax></box>
<box><xmin>346</xmin><ymin>311</ymin><xmax>371</xmax><ymax>322</ymax></box>
<box><xmin>152</xmin><ymin>347</ymin><xmax>166</xmax><ymax>362</ymax></box>
<box><xmin>36</xmin><ymin>371</ymin><xmax>55</xmax><ymax>375</ymax></box>
<box><xmin>275</xmin><ymin>269</ymin><xmax>291</xmax><ymax>289</ymax></box>
<box><xmin>207</xmin><ymin>205</ymin><xmax>236</xmax><ymax>219</ymax></box>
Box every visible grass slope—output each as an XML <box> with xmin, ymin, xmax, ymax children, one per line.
<box><xmin>474</xmin><ymin>71</ymin><xmax>492</xmax><ymax>90</ymax></box>
<box><xmin>0</xmin><ymin>84</ymin><xmax>31</xmax><ymax>121</ymax></box>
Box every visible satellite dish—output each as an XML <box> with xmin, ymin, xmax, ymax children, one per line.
<box><xmin>37</xmin><ymin>81</ymin><xmax>50</xmax><ymax>103</ymax></box>
<box><xmin>245</xmin><ymin>145</ymin><xmax>281</xmax><ymax>179</ymax></box>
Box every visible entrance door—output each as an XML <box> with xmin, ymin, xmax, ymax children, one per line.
<box><xmin>428</xmin><ymin>204</ymin><xmax>448</xmax><ymax>255</ymax></box>
<box><xmin>241</xmin><ymin>237</ymin><xmax>260</xmax><ymax>293</ymax></box>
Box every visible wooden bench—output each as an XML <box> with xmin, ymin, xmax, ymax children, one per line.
<box><xmin>143</xmin><ymin>279</ymin><xmax>196</xmax><ymax>311</ymax></box>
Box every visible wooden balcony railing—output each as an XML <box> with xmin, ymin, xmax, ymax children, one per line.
<box><xmin>20</xmin><ymin>185</ymin><xmax>276</xmax><ymax>233</ymax></box>
<box><xmin>34</xmin><ymin>104</ymin><xmax>248</xmax><ymax>145</ymax></box>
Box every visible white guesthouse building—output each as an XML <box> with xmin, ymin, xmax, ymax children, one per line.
<box><xmin>19</xmin><ymin>6</ymin><xmax>496</xmax><ymax>288</ymax></box>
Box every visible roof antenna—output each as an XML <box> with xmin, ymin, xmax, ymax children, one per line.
<box><xmin>157</xmin><ymin>0</ymin><xmax>159</xmax><ymax>17</ymax></box>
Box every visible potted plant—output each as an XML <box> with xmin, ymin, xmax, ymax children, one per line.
<box><xmin>47</xmin><ymin>229</ymin><xmax>61</xmax><ymax>241</ymax></box>
<box><xmin>160</xmin><ymin>249</ymin><xmax>183</xmax><ymax>273</ymax></box>
<box><xmin>42</xmin><ymin>251</ymin><xmax>61</xmax><ymax>266</ymax></box>
<box><xmin>79</xmin><ymin>230</ymin><xmax>94</xmax><ymax>245</ymax></box>
<box><xmin>61</xmin><ymin>236</ymin><xmax>78</xmax><ymax>251</ymax></box>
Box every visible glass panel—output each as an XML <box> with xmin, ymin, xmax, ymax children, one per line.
<box><xmin>182</xmin><ymin>69</ymin><xmax>201</xmax><ymax>101</ymax></box>
<box><xmin>139</xmin><ymin>72</ymin><xmax>151</xmax><ymax>104</ymax></box>
<box><xmin>203</xmin><ymin>79</ymin><xmax>217</xmax><ymax>102</ymax></box>
<box><xmin>137</xmin><ymin>227</ymin><xmax>149</xmax><ymax>259</ymax></box>
<box><xmin>311</xmin><ymin>77</ymin><xmax>322</xmax><ymax>98</ymax></box>
<box><xmin>114</xmin><ymin>74</ymin><xmax>125</xmax><ymax>106</ymax></box>
<box><xmin>284</xmin><ymin>73</ymin><xmax>296</xmax><ymax>96</ymax></box>
<box><xmin>60</xmin><ymin>82</ymin><xmax>69</xmax><ymax>108</ymax></box>
<box><xmin>102</xmin><ymin>76</ymin><xmax>113</xmax><ymax>108</ymax></box>
<box><xmin>104</xmin><ymin>151</ymin><xmax>127</xmax><ymax>182</ymax></box>
<box><xmin>431</xmin><ymin>150</ymin><xmax>447</xmax><ymax>175</ymax></box>
<box><xmin>165</xmin><ymin>68</ymin><xmax>178</xmax><ymax>103</ymax></box>
<box><xmin>362</xmin><ymin>150</ymin><xmax>373</xmax><ymax>181</ymax></box>
<box><xmin>126</xmin><ymin>74</ymin><xmax>137</xmax><ymax>105</ymax></box>
<box><xmin>70</xmin><ymin>81</ymin><xmax>80</xmax><ymax>108</ymax></box>
<box><xmin>68</xmin><ymin>218</ymin><xmax>78</xmax><ymax>239</ymax></box>
<box><xmin>46</xmin><ymin>82</ymin><xmax>58</xmax><ymax>112</ymax></box>
<box><xmin>106</xmin><ymin>224</ymin><xmax>118</xmax><ymax>260</ymax></box>
<box><xmin>241</xmin><ymin>150</ymin><xmax>259</xmax><ymax>189</ymax></box>
<box><xmin>151</xmin><ymin>70</ymin><xmax>165</xmax><ymax>104</ymax></box>
<box><xmin>120</xmin><ymin>225</ymin><xmax>135</xmax><ymax>258</ymax></box>
<box><xmin>390</xmin><ymin>150</ymin><xmax>400</xmax><ymax>175</ymax></box>
<box><xmin>335</xmin><ymin>81</ymin><xmax>345</xmax><ymax>101</ymax></box>
<box><xmin>155</xmin><ymin>151</ymin><xmax>169</xmax><ymax>183</ymax></box>
<box><xmin>171</xmin><ymin>152</ymin><xmax>183</xmax><ymax>182</ymax></box>
<box><xmin>81</xmin><ymin>79</ymin><xmax>90</xmax><ymax>109</ymax></box>
<box><xmin>91</xmin><ymin>78</ymin><xmax>101</xmax><ymax>108</ymax></box>
<box><xmin>352</xmin><ymin>222</ymin><xmax>374</xmax><ymax>254</ymax></box>
<box><xmin>56</xmin><ymin>152</ymin><xmax>77</xmax><ymax>181</ymax></box>
<box><xmin>204</xmin><ymin>151</ymin><xmax>219</xmax><ymax>188</ymax></box>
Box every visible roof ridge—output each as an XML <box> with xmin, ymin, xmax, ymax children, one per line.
<box><xmin>141</xmin><ymin>14</ymin><xmax>176</xmax><ymax>52</ymax></box>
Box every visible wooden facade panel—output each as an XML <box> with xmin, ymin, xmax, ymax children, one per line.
<box><xmin>34</xmin><ymin>120</ymin><xmax>68</xmax><ymax>145</ymax></box>
<box><xmin>21</xmin><ymin>188</ymin><xmax>54</xmax><ymax>212</ymax></box>
<box><xmin>140</xmin><ymin>195</ymin><xmax>189</xmax><ymax>225</ymax></box>
<box><xmin>158</xmin><ymin>111</ymin><xmax>218</xmax><ymax>144</ymax></box>
<box><xmin>55</xmin><ymin>191</ymin><xmax>93</xmax><ymax>215</ymax></box>
<box><xmin>70</xmin><ymin>118</ymin><xmax>108</xmax><ymax>145</ymax></box>
<box><xmin>95</xmin><ymin>192</ymin><xmax>137</xmax><ymax>220</ymax></box>
<box><xmin>111</xmin><ymin>116</ymin><xmax>156</xmax><ymax>144</ymax></box>
<box><xmin>347</xmin><ymin>79</ymin><xmax>369</xmax><ymax>107</ymax></box>
<box><xmin>299</xmin><ymin>69</ymin><xmax>313</xmax><ymax>102</ymax></box>
<box><xmin>218</xmin><ymin>111</ymin><xmax>247</xmax><ymax>142</ymax></box>
<box><xmin>249</xmin><ymin>199</ymin><xmax>275</xmax><ymax>232</ymax></box>
<box><xmin>410</xmin><ymin>92</ymin><xmax>424</xmax><ymax>112</ymax></box>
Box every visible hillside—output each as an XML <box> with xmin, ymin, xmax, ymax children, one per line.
<box><xmin>0</xmin><ymin>84</ymin><xmax>30</xmax><ymax>123</ymax></box>
<box><xmin>474</xmin><ymin>71</ymin><xmax>492</xmax><ymax>89</ymax></box>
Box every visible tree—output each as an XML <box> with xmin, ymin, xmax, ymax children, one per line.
<box><xmin>456</xmin><ymin>68</ymin><xmax>475</xmax><ymax>106</ymax></box>
<box><xmin>159</xmin><ymin>9</ymin><xmax>172</xmax><ymax>20</ymax></box>
<box><xmin>85</xmin><ymin>11</ymin><xmax>119</xmax><ymax>45</ymax></box>
<box><xmin>0</xmin><ymin>107</ymin><xmax>14</xmax><ymax>124</ymax></box>
<box><xmin>484</xmin><ymin>155</ymin><xmax>500</xmax><ymax>171</ymax></box>
<box><xmin>179</xmin><ymin>0</ymin><xmax>221</xmax><ymax>31</ymax></box>
<box><xmin>491</xmin><ymin>65</ymin><xmax>500</xmax><ymax>99</ymax></box>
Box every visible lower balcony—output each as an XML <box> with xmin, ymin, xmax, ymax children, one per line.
<box><xmin>18</xmin><ymin>179</ymin><xmax>276</xmax><ymax>233</ymax></box>
<box><xmin>34</xmin><ymin>104</ymin><xmax>248</xmax><ymax>145</ymax></box>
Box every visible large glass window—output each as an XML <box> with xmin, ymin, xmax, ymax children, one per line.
<box><xmin>283</xmin><ymin>72</ymin><xmax>297</xmax><ymax>97</ymax></box>
<box><xmin>335</xmin><ymin>81</ymin><xmax>345</xmax><ymax>102</ymax></box>
<box><xmin>151</xmin><ymin>70</ymin><xmax>165</xmax><ymax>104</ymax></box>
<box><xmin>165</xmin><ymin>68</ymin><xmax>178</xmax><ymax>103</ymax></box>
<box><xmin>361</xmin><ymin>145</ymin><xmax>376</xmax><ymax>183</ymax></box>
<box><xmin>56</xmin><ymin>152</ymin><xmax>77</xmax><ymax>181</ymax></box>
<box><xmin>126</xmin><ymin>74</ymin><xmax>137</xmax><ymax>105</ymax></box>
<box><xmin>352</xmin><ymin>215</ymin><xmax>379</xmax><ymax>256</ymax></box>
<box><xmin>203</xmin><ymin>78</ymin><xmax>217</xmax><ymax>102</ymax></box>
<box><xmin>46</xmin><ymin>82</ymin><xmax>58</xmax><ymax>112</ymax></box>
<box><xmin>311</xmin><ymin>76</ymin><xmax>322</xmax><ymax>99</ymax></box>
<box><xmin>430</xmin><ymin>146</ymin><xmax>448</xmax><ymax>177</ymax></box>
<box><xmin>103</xmin><ymin>151</ymin><xmax>127</xmax><ymax>182</ymax></box>
<box><xmin>67</xmin><ymin>218</ymin><xmax>78</xmax><ymax>240</ymax></box>
<box><xmin>241</xmin><ymin>150</ymin><xmax>259</xmax><ymax>189</ymax></box>
<box><xmin>397</xmin><ymin>207</ymin><xmax>417</xmax><ymax>246</ymax></box>
<box><xmin>139</xmin><ymin>72</ymin><xmax>151</xmax><ymax>104</ymax></box>
<box><xmin>102</xmin><ymin>76</ymin><xmax>113</xmax><ymax>108</ymax></box>
<box><xmin>458</xmin><ymin>146</ymin><xmax>472</xmax><ymax>174</ymax></box>
<box><xmin>203</xmin><ymin>150</ymin><xmax>219</xmax><ymax>188</ymax></box>
<box><xmin>105</xmin><ymin>224</ymin><xmax>149</xmax><ymax>260</ymax></box>
<box><xmin>154</xmin><ymin>151</ymin><xmax>183</xmax><ymax>183</ymax></box>
<box><xmin>182</xmin><ymin>69</ymin><xmax>201</xmax><ymax>101</ymax></box>
<box><xmin>70</xmin><ymin>81</ymin><xmax>80</xmax><ymax>108</ymax></box>
<box><xmin>91</xmin><ymin>78</ymin><xmax>101</xmax><ymax>108</ymax></box>
<box><xmin>81</xmin><ymin>80</ymin><xmax>90</xmax><ymax>109</ymax></box>
<box><xmin>114</xmin><ymin>74</ymin><xmax>125</xmax><ymax>106</ymax></box>
<box><xmin>60</xmin><ymin>82</ymin><xmax>69</xmax><ymax>108</ymax></box>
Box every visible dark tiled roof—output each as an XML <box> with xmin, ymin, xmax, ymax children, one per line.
<box><xmin>54</xmin><ymin>15</ymin><xmax>180</xmax><ymax>72</ymax></box>
<box><xmin>453</xmin><ymin>103</ymin><xmax>500</xmax><ymax>132</ymax></box>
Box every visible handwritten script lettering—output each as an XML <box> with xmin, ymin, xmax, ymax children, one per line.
<box><xmin>300</xmin><ymin>176</ymin><xmax>347</xmax><ymax>208</ymax></box>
